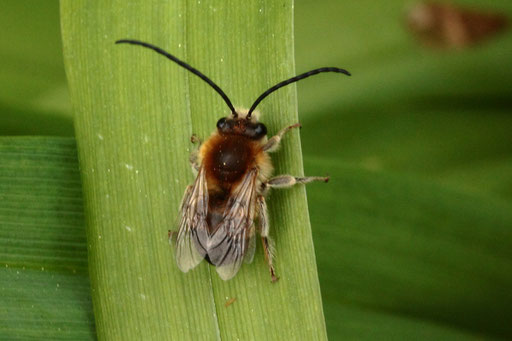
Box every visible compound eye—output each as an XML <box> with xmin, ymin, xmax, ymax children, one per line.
<box><xmin>253</xmin><ymin>123</ymin><xmax>267</xmax><ymax>138</ymax></box>
<box><xmin>216</xmin><ymin>117</ymin><xmax>228</xmax><ymax>131</ymax></box>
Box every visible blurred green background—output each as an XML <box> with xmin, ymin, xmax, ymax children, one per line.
<box><xmin>1</xmin><ymin>0</ymin><xmax>512</xmax><ymax>340</ymax></box>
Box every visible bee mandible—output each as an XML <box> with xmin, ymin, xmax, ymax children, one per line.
<box><xmin>116</xmin><ymin>39</ymin><xmax>350</xmax><ymax>282</ymax></box>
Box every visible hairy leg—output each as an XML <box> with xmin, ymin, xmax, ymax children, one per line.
<box><xmin>266</xmin><ymin>175</ymin><xmax>329</xmax><ymax>189</ymax></box>
<box><xmin>263</xmin><ymin>123</ymin><xmax>301</xmax><ymax>152</ymax></box>
<box><xmin>189</xmin><ymin>134</ymin><xmax>202</xmax><ymax>172</ymax></box>
<box><xmin>256</xmin><ymin>195</ymin><xmax>278</xmax><ymax>282</ymax></box>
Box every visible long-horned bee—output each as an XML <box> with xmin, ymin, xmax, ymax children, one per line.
<box><xmin>116</xmin><ymin>39</ymin><xmax>350</xmax><ymax>282</ymax></box>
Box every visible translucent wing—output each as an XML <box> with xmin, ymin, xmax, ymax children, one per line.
<box><xmin>207</xmin><ymin>168</ymin><xmax>258</xmax><ymax>280</ymax></box>
<box><xmin>244</xmin><ymin>226</ymin><xmax>256</xmax><ymax>264</ymax></box>
<box><xmin>174</xmin><ymin>166</ymin><xmax>209</xmax><ymax>272</ymax></box>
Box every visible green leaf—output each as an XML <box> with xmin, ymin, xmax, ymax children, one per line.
<box><xmin>305</xmin><ymin>158</ymin><xmax>512</xmax><ymax>340</ymax></box>
<box><xmin>294</xmin><ymin>0</ymin><xmax>512</xmax><ymax>199</ymax></box>
<box><xmin>0</xmin><ymin>1</ymin><xmax>73</xmax><ymax>136</ymax></box>
<box><xmin>0</xmin><ymin>137</ymin><xmax>94</xmax><ymax>340</ymax></box>
<box><xmin>60</xmin><ymin>1</ymin><xmax>326</xmax><ymax>340</ymax></box>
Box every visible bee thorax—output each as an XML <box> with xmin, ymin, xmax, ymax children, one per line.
<box><xmin>205</xmin><ymin>134</ymin><xmax>255</xmax><ymax>185</ymax></box>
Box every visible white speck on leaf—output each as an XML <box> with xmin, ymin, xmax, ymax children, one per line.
<box><xmin>125</xmin><ymin>225</ymin><xmax>132</xmax><ymax>232</ymax></box>
<box><xmin>125</xmin><ymin>163</ymin><xmax>134</xmax><ymax>170</ymax></box>
<box><xmin>97</xmin><ymin>133</ymin><xmax>104</xmax><ymax>140</ymax></box>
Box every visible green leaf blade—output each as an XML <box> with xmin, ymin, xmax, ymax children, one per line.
<box><xmin>305</xmin><ymin>158</ymin><xmax>512</xmax><ymax>340</ymax></box>
<box><xmin>0</xmin><ymin>137</ymin><xmax>95</xmax><ymax>340</ymax></box>
<box><xmin>61</xmin><ymin>1</ymin><xmax>327</xmax><ymax>340</ymax></box>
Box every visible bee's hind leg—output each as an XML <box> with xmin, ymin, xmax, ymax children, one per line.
<box><xmin>266</xmin><ymin>175</ymin><xmax>329</xmax><ymax>189</ymax></box>
<box><xmin>256</xmin><ymin>195</ymin><xmax>278</xmax><ymax>283</ymax></box>
<box><xmin>256</xmin><ymin>175</ymin><xmax>328</xmax><ymax>282</ymax></box>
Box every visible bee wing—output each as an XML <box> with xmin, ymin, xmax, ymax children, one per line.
<box><xmin>174</xmin><ymin>166</ymin><xmax>209</xmax><ymax>273</ymax></box>
<box><xmin>244</xmin><ymin>226</ymin><xmax>256</xmax><ymax>264</ymax></box>
<box><xmin>207</xmin><ymin>168</ymin><xmax>258</xmax><ymax>280</ymax></box>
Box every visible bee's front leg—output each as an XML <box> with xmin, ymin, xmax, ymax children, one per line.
<box><xmin>190</xmin><ymin>134</ymin><xmax>202</xmax><ymax>145</ymax></box>
<box><xmin>256</xmin><ymin>195</ymin><xmax>278</xmax><ymax>283</ymax></box>
<box><xmin>263</xmin><ymin>123</ymin><xmax>301</xmax><ymax>152</ymax></box>
<box><xmin>189</xmin><ymin>134</ymin><xmax>202</xmax><ymax>172</ymax></box>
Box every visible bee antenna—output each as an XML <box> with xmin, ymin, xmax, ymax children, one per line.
<box><xmin>247</xmin><ymin>67</ymin><xmax>351</xmax><ymax>119</ymax></box>
<box><xmin>116</xmin><ymin>39</ymin><xmax>238</xmax><ymax>117</ymax></box>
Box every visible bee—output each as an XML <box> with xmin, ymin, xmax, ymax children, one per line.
<box><xmin>116</xmin><ymin>39</ymin><xmax>350</xmax><ymax>282</ymax></box>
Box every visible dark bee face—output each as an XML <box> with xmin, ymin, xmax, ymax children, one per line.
<box><xmin>216</xmin><ymin>117</ymin><xmax>267</xmax><ymax>140</ymax></box>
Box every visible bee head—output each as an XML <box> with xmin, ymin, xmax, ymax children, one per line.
<box><xmin>216</xmin><ymin>110</ymin><xmax>267</xmax><ymax>140</ymax></box>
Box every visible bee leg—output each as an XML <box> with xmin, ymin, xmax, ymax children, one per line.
<box><xmin>263</xmin><ymin>123</ymin><xmax>301</xmax><ymax>152</ymax></box>
<box><xmin>190</xmin><ymin>134</ymin><xmax>202</xmax><ymax>145</ymax></box>
<box><xmin>257</xmin><ymin>195</ymin><xmax>279</xmax><ymax>283</ymax></box>
<box><xmin>189</xmin><ymin>135</ymin><xmax>202</xmax><ymax>172</ymax></box>
<box><xmin>266</xmin><ymin>175</ymin><xmax>329</xmax><ymax>189</ymax></box>
<box><xmin>189</xmin><ymin>152</ymin><xmax>200</xmax><ymax>172</ymax></box>
<box><xmin>262</xmin><ymin>237</ymin><xmax>278</xmax><ymax>283</ymax></box>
